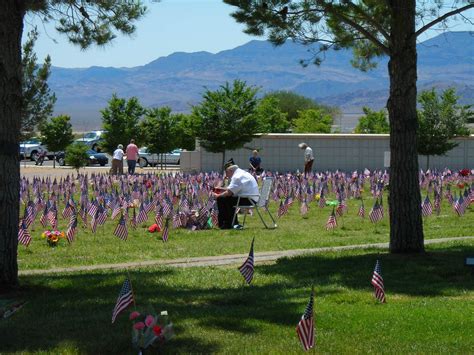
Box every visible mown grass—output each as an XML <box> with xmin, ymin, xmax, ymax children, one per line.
<box><xmin>3</xmin><ymin>240</ymin><xmax>474</xmax><ymax>354</ymax></box>
<box><xmin>18</xmin><ymin>195</ymin><xmax>473</xmax><ymax>270</ymax></box>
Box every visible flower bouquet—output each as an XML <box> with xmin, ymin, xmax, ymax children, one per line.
<box><xmin>41</xmin><ymin>230</ymin><xmax>65</xmax><ymax>247</ymax></box>
<box><xmin>130</xmin><ymin>309</ymin><xmax>174</xmax><ymax>353</ymax></box>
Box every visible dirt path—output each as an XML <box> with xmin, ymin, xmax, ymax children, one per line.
<box><xmin>19</xmin><ymin>236</ymin><xmax>474</xmax><ymax>276</ymax></box>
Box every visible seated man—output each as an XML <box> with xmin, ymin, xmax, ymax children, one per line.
<box><xmin>212</xmin><ymin>162</ymin><xmax>259</xmax><ymax>229</ymax></box>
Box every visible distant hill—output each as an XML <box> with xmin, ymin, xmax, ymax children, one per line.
<box><xmin>49</xmin><ymin>31</ymin><xmax>474</xmax><ymax>129</ymax></box>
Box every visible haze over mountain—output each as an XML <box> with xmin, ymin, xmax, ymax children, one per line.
<box><xmin>49</xmin><ymin>31</ymin><xmax>474</xmax><ymax>130</ymax></box>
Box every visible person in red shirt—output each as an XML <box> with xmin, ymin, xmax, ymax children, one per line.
<box><xmin>126</xmin><ymin>139</ymin><xmax>139</xmax><ymax>174</ymax></box>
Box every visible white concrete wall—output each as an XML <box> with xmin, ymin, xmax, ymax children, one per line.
<box><xmin>181</xmin><ymin>134</ymin><xmax>474</xmax><ymax>172</ymax></box>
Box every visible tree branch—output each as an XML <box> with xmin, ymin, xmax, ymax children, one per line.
<box><xmin>346</xmin><ymin>2</ymin><xmax>390</xmax><ymax>41</ymax></box>
<box><xmin>415</xmin><ymin>4</ymin><xmax>474</xmax><ymax>38</ymax></box>
<box><xmin>328</xmin><ymin>7</ymin><xmax>390</xmax><ymax>55</ymax></box>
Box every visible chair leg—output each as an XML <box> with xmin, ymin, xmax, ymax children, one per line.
<box><xmin>254</xmin><ymin>207</ymin><xmax>269</xmax><ymax>229</ymax></box>
<box><xmin>264</xmin><ymin>206</ymin><xmax>278</xmax><ymax>228</ymax></box>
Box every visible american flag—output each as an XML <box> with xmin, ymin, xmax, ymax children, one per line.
<box><xmin>90</xmin><ymin>210</ymin><xmax>99</xmax><ymax>233</ymax></box>
<box><xmin>277</xmin><ymin>200</ymin><xmax>289</xmax><ymax>218</ymax></box>
<box><xmin>39</xmin><ymin>203</ymin><xmax>48</xmax><ymax>227</ymax></box>
<box><xmin>296</xmin><ymin>288</ymin><xmax>315</xmax><ymax>351</ymax></box>
<box><xmin>62</xmin><ymin>199</ymin><xmax>74</xmax><ymax>219</ymax></box>
<box><xmin>162</xmin><ymin>218</ymin><xmax>170</xmax><ymax>242</ymax></box>
<box><xmin>238</xmin><ymin>238</ymin><xmax>255</xmax><ymax>284</ymax></box>
<box><xmin>336</xmin><ymin>196</ymin><xmax>346</xmax><ymax>217</ymax></box>
<box><xmin>155</xmin><ymin>210</ymin><xmax>164</xmax><ymax>230</ymax></box>
<box><xmin>18</xmin><ymin>220</ymin><xmax>32</xmax><ymax>247</ymax></box>
<box><xmin>111</xmin><ymin>202</ymin><xmax>122</xmax><ymax>220</ymax></box>
<box><xmin>210</xmin><ymin>208</ymin><xmax>219</xmax><ymax>227</ymax></box>
<box><xmin>96</xmin><ymin>205</ymin><xmax>108</xmax><ymax>225</ymax></box>
<box><xmin>371</xmin><ymin>260</ymin><xmax>386</xmax><ymax>303</ymax></box>
<box><xmin>318</xmin><ymin>191</ymin><xmax>326</xmax><ymax>208</ymax></box>
<box><xmin>325</xmin><ymin>208</ymin><xmax>337</xmax><ymax>230</ymax></box>
<box><xmin>111</xmin><ymin>277</ymin><xmax>134</xmax><ymax>324</ymax></box>
<box><xmin>136</xmin><ymin>204</ymin><xmax>148</xmax><ymax>224</ymax></box>
<box><xmin>357</xmin><ymin>199</ymin><xmax>365</xmax><ymax>218</ymax></box>
<box><xmin>66</xmin><ymin>213</ymin><xmax>78</xmax><ymax>244</ymax></box>
<box><xmin>421</xmin><ymin>195</ymin><xmax>433</xmax><ymax>217</ymax></box>
<box><xmin>114</xmin><ymin>215</ymin><xmax>128</xmax><ymax>241</ymax></box>
<box><xmin>369</xmin><ymin>200</ymin><xmax>383</xmax><ymax>223</ymax></box>
<box><xmin>23</xmin><ymin>201</ymin><xmax>35</xmax><ymax>228</ymax></box>
<box><xmin>453</xmin><ymin>195</ymin><xmax>465</xmax><ymax>216</ymax></box>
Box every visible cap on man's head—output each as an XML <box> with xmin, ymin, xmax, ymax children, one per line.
<box><xmin>224</xmin><ymin>158</ymin><xmax>235</xmax><ymax>170</ymax></box>
<box><xmin>298</xmin><ymin>143</ymin><xmax>308</xmax><ymax>149</ymax></box>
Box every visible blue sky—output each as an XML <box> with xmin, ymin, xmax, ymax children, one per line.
<box><xmin>24</xmin><ymin>0</ymin><xmax>473</xmax><ymax>69</ymax></box>
<box><xmin>24</xmin><ymin>0</ymin><xmax>257</xmax><ymax>68</ymax></box>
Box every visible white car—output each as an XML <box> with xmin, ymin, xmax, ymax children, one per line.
<box><xmin>138</xmin><ymin>148</ymin><xmax>182</xmax><ymax>167</ymax></box>
<box><xmin>19</xmin><ymin>138</ymin><xmax>50</xmax><ymax>161</ymax></box>
<box><xmin>75</xmin><ymin>130</ymin><xmax>105</xmax><ymax>151</ymax></box>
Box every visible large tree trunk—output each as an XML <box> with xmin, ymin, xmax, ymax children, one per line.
<box><xmin>387</xmin><ymin>0</ymin><xmax>424</xmax><ymax>253</ymax></box>
<box><xmin>0</xmin><ymin>1</ymin><xmax>24</xmax><ymax>288</ymax></box>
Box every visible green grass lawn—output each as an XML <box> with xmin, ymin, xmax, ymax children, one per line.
<box><xmin>2</xmin><ymin>240</ymin><xmax>474</xmax><ymax>354</ymax></box>
<box><xmin>18</xmin><ymin>196</ymin><xmax>473</xmax><ymax>270</ymax></box>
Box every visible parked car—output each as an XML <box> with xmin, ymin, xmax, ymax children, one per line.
<box><xmin>19</xmin><ymin>138</ymin><xmax>51</xmax><ymax>161</ymax></box>
<box><xmin>75</xmin><ymin>130</ymin><xmax>105</xmax><ymax>151</ymax></box>
<box><xmin>56</xmin><ymin>149</ymin><xmax>109</xmax><ymax>167</ymax></box>
<box><xmin>138</xmin><ymin>148</ymin><xmax>182</xmax><ymax>167</ymax></box>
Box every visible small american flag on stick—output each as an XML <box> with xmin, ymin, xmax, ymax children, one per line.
<box><xmin>114</xmin><ymin>214</ymin><xmax>128</xmax><ymax>241</ymax></box>
<box><xmin>238</xmin><ymin>238</ymin><xmax>255</xmax><ymax>284</ymax></box>
<box><xmin>296</xmin><ymin>287</ymin><xmax>315</xmax><ymax>351</ymax></box>
<box><xmin>371</xmin><ymin>260</ymin><xmax>386</xmax><ymax>303</ymax></box>
<box><xmin>111</xmin><ymin>277</ymin><xmax>134</xmax><ymax>324</ymax></box>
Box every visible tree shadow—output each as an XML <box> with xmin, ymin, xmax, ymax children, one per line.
<box><xmin>1</xmin><ymin>244</ymin><xmax>473</xmax><ymax>353</ymax></box>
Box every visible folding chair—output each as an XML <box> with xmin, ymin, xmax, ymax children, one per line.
<box><xmin>232</xmin><ymin>177</ymin><xmax>277</xmax><ymax>229</ymax></box>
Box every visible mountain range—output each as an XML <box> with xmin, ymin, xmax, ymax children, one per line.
<box><xmin>49</xmin><ymin>31</ymin><xmax>474</xmax><ymax>129</ymax></box>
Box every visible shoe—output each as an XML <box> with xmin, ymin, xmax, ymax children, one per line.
<box><xmin>233</xmin><ymin>224</ymin><xmax>243</xmax><ymax>230</ymax></box>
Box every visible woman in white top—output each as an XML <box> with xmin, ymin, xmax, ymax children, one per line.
<box><xmin>111</xmin><ymin>144</ymin><xmax>124</xmax><ymax>175</ymax></box>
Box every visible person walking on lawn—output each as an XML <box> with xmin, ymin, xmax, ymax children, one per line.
<box><xmin>126</xmin><ymin>139</ymin><xmax>139</xmax><ymax>175</ymax></box>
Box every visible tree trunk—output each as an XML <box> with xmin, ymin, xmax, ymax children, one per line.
<box><xmin>387</xmin><ymin>0</ymin><xmax>424</xmax><ymax>253</ymax></box>
<box><xmin>0</xmin><ymin>1</ymin><xmax>25</xmax><ymax>288</ymax></box>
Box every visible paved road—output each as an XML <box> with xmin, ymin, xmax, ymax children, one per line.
<box><xmin>19</xmin><ymin>236</ymin><xmax>474</xmax><ymax>276</ymax></box>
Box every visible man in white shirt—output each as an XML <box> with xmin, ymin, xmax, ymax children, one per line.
<box><xmin>212</xmin><ymin>163</ymin><xmax>259</xmax><ymax>229</ymax></box>
<box><xmin>111</xmin><ymin>144</ymin><xmax>124</xmax><ymax>175</ymax></box>
<box><xmin>299</xmin><ymin>142</ymin><xmax>314</xmax><ymax>177</ymax></box>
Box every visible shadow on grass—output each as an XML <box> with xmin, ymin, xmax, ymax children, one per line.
<box><xmin>1</xmin><ymin>244</ymin><xmax>473</xmax><ymax>353</ymax></box>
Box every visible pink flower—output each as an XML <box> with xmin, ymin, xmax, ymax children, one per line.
<box><xmin>133</xmin><ymin>322</ymin><xmax>145</xmax><ymax>330</ymax></box>
<box><xmin>145</xmin><ymin>315</ymin><xmax>155</xmax><ymax>327</ymax></box>
<box><xmin>129</xmin><ymin>311</ymin><xmax>140</xmax><ymax>320</ymax></box>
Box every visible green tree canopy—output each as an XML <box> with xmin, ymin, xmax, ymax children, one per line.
<box><xmin>21</xmin><ymin>28</ymin><xmax>56</xmax><ymax>140</ymax></box>
<box><xmin>100</xmin><ymin>94</ymin><xmax>144</xmax><ymax>153</ymax></box>
<box><xmin>354</xmin><ymin>107</ymin><xmax>389</xmax><ymax>134</ymax></box>
<box><xmin>40</xmin><ymin>114</ymin><xmax>74</xmax><ymax>167</ymax></box>
<box><xmin>173</xmin><ymin>113</ymin><xmax>197</xmax><ymax>151</ymax></box>
<box><xmin>263</xmin><ymin>90</ymin><xmax>337</xmax><ymax>125</ymax></box>
<box><xmin>293</xmin><ymin>108</ymin><xmax>333</xmax><ymax>133</ymax></box>
<box><xmin>255</xmin><ymin>96</ymin><xmax>290</xmax><ymax>133</ymax></box>
<box><xmin>140</xmin><ymin>107</ymin><xmax>177</xmax><ymax>166</ymax></box>
<box><xmin>193</xmin><ymin>80</ymin><xmax>260</xmax><ymax>168</ymax></box>
<box><xmin>65</xmin><ymin>142</ymin><xmax>89</xmax><ymax>173</ymax></box>
<box><xmin>224</xmin><ymin>0</ymin><xmax>474</xmax><ymax>253</ymax></box>
<box><xmin>417</xmin><ymin>88</ymin><xmax>471</xmax><ymax>168</ymax></box>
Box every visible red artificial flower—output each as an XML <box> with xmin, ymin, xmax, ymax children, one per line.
<box><xmin>459</xmin><ymin>169</ymin><xmax>470</xmax><ymax>177</ymax></box>
<box><xmin>145</xmin><ymin>315</ymin><xmax>155</xmax><ymax>327</ymax></box>
<box><xmin>152</xmin><ymin>325</ymin><xmax>162</xmax><ymax>336</ymax></box>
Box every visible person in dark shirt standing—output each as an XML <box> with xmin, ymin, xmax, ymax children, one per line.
<box><xmin>249</xmin><ymin>150</ymin><xmax>263</xmax><ymax>174</ymax></box>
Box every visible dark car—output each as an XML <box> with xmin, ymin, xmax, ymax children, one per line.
<box><xmin>56</xmin><ymin>149</ymin><xmax>109</xmax><ymax>167</ymax></box>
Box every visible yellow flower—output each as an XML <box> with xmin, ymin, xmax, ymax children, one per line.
<box><xmin>51</xmin><ymin>236</ymin><xmax>59</xmax><ymax>243</ymax></box>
